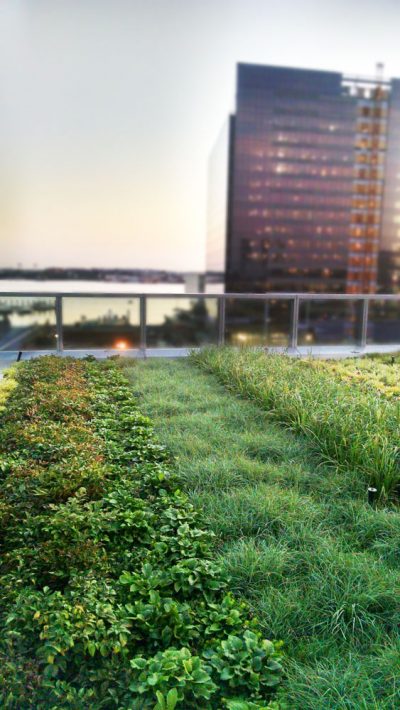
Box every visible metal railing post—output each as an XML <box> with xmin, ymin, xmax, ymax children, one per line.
<box><xmin>218</xmin><ymin>296</ymin><xmax>226</xmax><ymax>346</ymax></box>
<box><xmin>263</xmin><ymin>296</ymin><xmax>269</xmax><ymax>342</ymax></box>
<box><xmin>140</xmin><ymin>295</ymin><xmax>146</xmax><ymax>356</ymax></box>
<box><xmin>55</xmin><ymin>295</ymin><xmax>63</xmax><ymax>353</ymax></box>
<box><xmin>359</xmin><ymin>298</ymin><xmax>369</xmax><ymax>349</ymax></box>
<box><xmin>289</xmin><ymin>296</ymin><xmax>299</xmax><ymax>350</ymax></box>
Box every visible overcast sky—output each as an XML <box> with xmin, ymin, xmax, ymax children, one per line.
<box><xmin>1</xmin><ymin>0</ymin><xmax>400</xmax><ymax>271</ymax></box>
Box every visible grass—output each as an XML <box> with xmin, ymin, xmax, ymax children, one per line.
<box><xmin>190</xmin><ymin>348</ymin><xmax>400</xmax><ymax>499</ymax></box>
<box><xmin>126</xmin><ymin>358</ymin><xmax>400</xmax><ymax>709</ymax></box>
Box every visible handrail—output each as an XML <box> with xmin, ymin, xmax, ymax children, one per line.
<box><xmin>1</xmin><ymin>291</ymin><xmax>400</xmax><ymax>300</ymax></box>
<box><xmin>0</xmin><ymin>291</ymin><xmax>399</xmax><ymax>354</ymax></box>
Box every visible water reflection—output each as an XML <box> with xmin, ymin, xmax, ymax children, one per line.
<box><xmin>0</xmin><ymin>298</ymin><xmax>56</xmax><ymax>350</ymax></box>
<box><xmin>63</xmin><ymin>297</ymin><xmax>140</xmax><ymax>349</ymax></box>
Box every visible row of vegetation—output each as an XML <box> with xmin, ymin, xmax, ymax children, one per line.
<box><xmin>190</xmin><ymin>348</ymin><xmax>400</xmax><ymax>499</ymax></box>
<box><xmin>0</xmin><ymin>356</ymin><xmax>283</xmax><ymax>709</ymax></box>
<box><xmin>128</xmin><ymin>358</ymin><xmax>400</xmax><ymax>709</ymax></box>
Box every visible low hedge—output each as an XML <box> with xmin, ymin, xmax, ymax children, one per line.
<box><xmin>0</xmin><ymin>356</ymin><xmax>282</xmax><ymax>709</ymax></box>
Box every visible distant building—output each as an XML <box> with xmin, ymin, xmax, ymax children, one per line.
<box><xmin>207</xmin><ymin>63</ymin><xmax>400</xmax><ymax>293</ymax></box>
<box><xmin>183</xmin><ymin>272</ymin><xmax>205</xmax><ymax>293</ymax></box>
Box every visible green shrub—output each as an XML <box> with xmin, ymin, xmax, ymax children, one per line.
<box><xmin>0</xmin><ymin>356</ymin><xmax>282</xmax><ymax>708</ymax></box>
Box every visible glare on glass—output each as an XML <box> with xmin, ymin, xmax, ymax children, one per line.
<box><xmin>0</xmin><ymin>297</ymin><xmax>56</xmax><ymax>351</ymax></box>
<box><xmin>62</xmin><ymin>297</ymin><xmax>140</xmax><ymax>349</ymax></box>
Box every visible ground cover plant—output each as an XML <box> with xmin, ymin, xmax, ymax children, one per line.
<box><xmin>127</xmin><ymin>358</ymin><xmax>400</xmax><ymax>710</ymax></box>
<box><xmin>190</xmin><ymin>347</ymin><xmax>400</xmax><ymax>500</ymax></box>
<box><xmin>0</xmin><ymin>366</ymin><xmax>17</xmax><ymax>412</ymax></box>
<box><xmin>302</xmin><ymin>353</ymin><xmax>400</xmax><ymax>400</ymax></box>
<box><xmin>0</xmin><ymin>356</ymin><xmax>283</xmax><ymax>709</ymax></box>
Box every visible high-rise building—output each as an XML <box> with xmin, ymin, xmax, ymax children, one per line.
<box><xmin>207</xmin><ymin>63</ymin><xmax>400</xmax><ymax>294</ymax></box>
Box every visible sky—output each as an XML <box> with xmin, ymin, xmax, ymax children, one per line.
<box><xmin>1</xmin><ymin>0</ymin><xmax>400</xmax><ymax>272</ymax></box>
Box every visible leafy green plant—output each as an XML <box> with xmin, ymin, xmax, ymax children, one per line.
<box><xmin>130</xmin><ymin>647</ymin><xmax>217</xmax><ymax>706</ymax></box>
<box><xmin>0</xmin><ymin>356</ymin><xmax>282</xmax><ymax>708</ymax></box>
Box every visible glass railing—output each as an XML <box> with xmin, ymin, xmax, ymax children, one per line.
<box><xmin>367</xmin><ymin>300</ymin><xmax>400</xmax><ymax>344</ymax></box>
<box><xmin>146</xmin><ymin>297</ymin><xmax>219</xmax><ymax>347</ymax></box>
<box><xmin>297</xmin><ymin>299</ymin><xmax>363</xmax><ymax>346</ymax></box>
<box><xmin>62</xmin><ymin>297</ymin><xmax>141</xmax><ymax>350</ymax></box>
<box><xmin>1</xmin><ymin>292</ymin><xmax>400</xmax><ymax>352</ymax></box>
<box><xmin>224</xmin><ymin>298</ymin><xmax>291</xmax><ymax>347</ymax></box>
<box><xmin>0</xmin><ymin>296</ymin><xmax>57</xmax><ymax>351</ymax></box>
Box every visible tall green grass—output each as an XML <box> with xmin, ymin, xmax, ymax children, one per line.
<box><xmin>190</xmin><ymin>348</ymin><xmax>400</xmax><ymax>499</ymax></box>
<box><xmin>126</xmin><ymin>358</ymin><xmax>400</xmax><ymax>709</ymax></box>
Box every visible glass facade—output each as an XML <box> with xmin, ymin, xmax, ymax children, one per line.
<box><xmin>207</xmin><ymin>64</ymin><xmax>400</xmax><ymax>294</ymax></box>
<box><xmin>344</xmin><ymin>79</ymin><xmax>389</xmax><ymax>294</ymax></box>
<box><xmin>378</xmin><ymin>80</ymin><xmax>400</xmax><ymax>292</ymax></box>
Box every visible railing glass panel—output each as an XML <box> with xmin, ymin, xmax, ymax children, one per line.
<box><xmin>2</xmin><ymin>292</ymin><xmax>400</xmax><ymax>353</ymax></box>
<box><xmin>146</xmin><ymin>297</ymin><xmax>218</xmax><ymax>347</ymax></box>
<box><xmin>225</xmin><ymin>298</ymin><xmax>291</xmax><ymax>346</ymax></box>
<box><xmin>367</xmin><ymin>300</ymin><xmax>400</xmax><ymax>344</ymax></box>
<box><xmin>0</xmin><ymin>296</ymin><xmax>56</xmax><ymax>351</ymax></box>
<box><xmin>62</xmin><ymin>297</ymin><xmax>140</xmax><ymax>349</ymax></box>
<box><xmin>298</xmin><ymin>300</ymin><xmax>362</xmax><ymax>346</ymax></box>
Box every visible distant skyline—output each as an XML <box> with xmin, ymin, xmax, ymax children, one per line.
<box><xmin>1</xmin><ymin>0</ymin><xmax>400</xmax><ymax>271</ymax></box>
